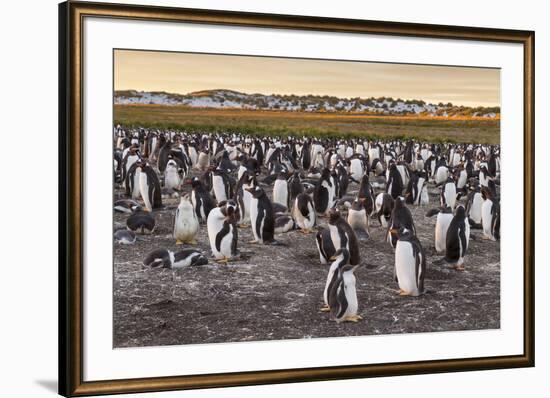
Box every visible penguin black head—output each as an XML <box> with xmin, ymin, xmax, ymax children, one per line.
<box><xmin>321</xmin><ymin>168</ymin><xmax>331</xmax><ymax>180</ymax></box>
<box><xmin>394</xmin><ymin>196</ymin><xmax>406</xmax><ymax>209</ymax></box>
<box><xmin>245</xmin><ymin>185</ymin><xmax>266</xmax><ymax>199</ymax></box>
<box><xmin>455</xmin><ymin>205</ymin><xmax>466</xmax><ymax>218</ymax></box>
<box><xmin>328</xmin><ymin>208</ymin><xmax>342</xmax><ymax>225</ymax></box>
<box><xmin>481</xmin><ymin>186</ymin><xmax>493</xmax><ymax>200</ymax></box>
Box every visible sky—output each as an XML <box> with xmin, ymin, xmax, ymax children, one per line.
<box><xmin>114</xmin><ymin>50</ymin><xmax>500</xmax><ymax>107</ymax></box>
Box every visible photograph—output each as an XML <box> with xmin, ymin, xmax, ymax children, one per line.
<box><xmin>112</xmin><ymin>49</ymin><xmax>501</xmax><ymax>348</ymax></box>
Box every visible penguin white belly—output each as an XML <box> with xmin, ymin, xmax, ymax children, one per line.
<box><xmin>420</xmin><ymin>185</ymin><xmax>429</xmax><ymax>205</ymax></box>
<box><xmin>414</xmin><ymin>178</ymin><xmax>426</xmax><ymax>205</ymax></box>
<box><xmin>435</xmin><ymin>213</ymin><xmax>453</xmax><ymax>252</ymax></box>
<box><xmin>172</xmin><ymin>253</ymin><xmax>199</xmax><ymax>268</ymax></box>
<box><xmin>435</xmin><ymin>167</ymin><xmax>448</xmax><ymax>185</ymax></box>
<box><xmin>220</xmin><ymin>227</ymin><xmax>234</xmax><ymax>257</ymax></box>
<box><xmin>304</xmin><ymin>202</ymin><xmax>315</xmax><ymax>229</ymax></box>
<box><xmin>347</xmin><ymin>209</ymin><xmax>367</xmax><ymax>230</ymax></box>
<box><xmin>395</xmin><ymin>241</ymin><xmax>419</xmax><ymax>295</ymax></box>
<box><xmin>138</xmin><ymin>172</ymin><xmax>153</xmax><ymax>211</ymax></box>
<box><xmin>457</xmin><ymin>171</ymin><xmax>467</xmax><ymax>189</ymax></box>
<box><xmin>174</xmin><ymin>207</ymin><xmax>199</xmax><ymax>242</ymax></box>
<box><xmin>328</xmin><ymin>224</ymin><xmax>341</xmax><ymax>251</ymax></box>
<box><xmin>342</xmin><ymin>273</ymin><xmax>358</xmax><ymax>318</ymax></box>
<box><xmin>188</xmin><ymin>147</ymin><xmax>198</xmax><ymax>165</ymax></box>
<box><xmin>131</xmin><ymin>169</ymin><xmax>141</xmax><ymax>199</ymax></box>
<box><xmin>350</xmin><ymin>159</ymin><xmax>362</xmax><ymax>182</ymax></box>
<box><xmin>164</xmin><ymin>167</ymin><xmax>180</xmax><ymax>190</ymax></box>
<box><xmin>397</xmin><ymin>165</ymin><xmax>409</xmax><ymax>186</ymax></box>
<box><xmin>241</xmin><ymin>189</ymin><xmax>252</xmax><ymax>223</ymax></box>
<box><xmin>237</xmin><ymin>166</ymin><xmax>246</xmax><ymax>182</ymax></box>
<box><xmin>470</xmin><ymin>193</ymin><xmax>483</xmax><ymax>224</ymax></box>
<box><xmin>444</xmin><ymin>184</ymin><xmax>457</xmax><ymax>209</ymax></box>
<box><xmin>273</xmin><ymin>180</ymin><xmax>288</xmax><ymax>207</ymax></box>
<box><xmin>345</xmin><ymin>147</ymin><xmax>354</xmax><ymax>158</ymax></box>
<box><xmin>481</xmin><ymin>200</ymin><xmax>495</xmax><ymax>240</ymax></box>
<box><xmin>375</xmin><ymin>193</ymin><xmax>384</xmax><ymax>212</ymax></box>
<box><xmin>212</xmin><ymin>175</ymin><xmax>227</xmax><ymax>202</ymax></box>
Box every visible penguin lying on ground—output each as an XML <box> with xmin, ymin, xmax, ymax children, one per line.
<box><xmin>126</xmin><ymin>211</ymin><xmax>155</xmax><ymax>234</ymax></box>
<box><xmin>114</xmin><ymin>199</ymin><xmax>142</xmax><ymax>214</ymax></box>
<box><xmin>143</xmin><ymin>248</ymin><xmax>208</xmax><ymax>268</ymax></box>
<box><xmin>114</xmin><ymin>229</ymin><xmax>136</xmax><ymax>245</ymax></box>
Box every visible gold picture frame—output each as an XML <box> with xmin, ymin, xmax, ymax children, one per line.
<box><xmin>59</xmin><ymin>1</ymin><xmax>535</xmax><ymax>396</ymax></box>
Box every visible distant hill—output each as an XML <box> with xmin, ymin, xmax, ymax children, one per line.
<box><xmin>115</xmin><ymin>89</ymin><xmax>500</xmax><ymax>118</ymax></box>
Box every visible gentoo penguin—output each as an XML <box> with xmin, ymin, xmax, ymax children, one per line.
<box><xmin>387</xmin><ymin>197</ymin><xmax>416</xmax><ymax>249</ymax></box>
<box><xmin>435</xmin><ymin>161</ymin><xmax>449</xmax><ymax>185</ymax></box>
<box><xmin>126</xmin><ymin>211</ymin><xmax>155</xmax><ymax>234</ymax></box>
<box><xmin>189</xmin><ymin>176</ymin><xmax>216</xmax><ymax>223</ymax></box>
<box><xmin>328</xmin><ymin>263</ymin><xmax>362</xmax><ymax>323</ymax></box>
<box><xmin>234</xmin><ymin>170</ymin><xmax>256</xmax><ymax>228</ymax></box>
<box><xmin>164</xmin><ymin>159</ymin><xmax>181</xmax><ymax>190</ymax></box>
<box><xmin>114</xmin><ymin>229</ymin><xmax>136</xmax><ymax>245</ymax></box>
<box><xmin>393</xmin><ymin>227</ymin><xmax>426</xmax><ymax>296</ymax></box>
<box><xmin>406</xmin><ymin>171</ymin><xmax>428</xmax><ymax>206</ymax></box>
<box><xmin>173</xmin><ymin>194</ymin><xmax>200</xmax><ymax>245</ymax></box>
<box><xmin>465</xmin><ymin>181</ymin><xmax>483</xmax><ymax>228</ymax></box>
<box><xmin>195</xmin><ymin>149</ymin><xmax>210</xmax><ymax>171</ymax></box>
<box><xmin>272</xmin><ymin>172</ymin><xmax>289</xmax><ymax>208</ymax></box>
<box><xmin>211</xmin><ymin>168</ymin><xmax>233</xmax><ymax>203</ymax></box>
<box><xmin>347</xmin><ymin>199</ymin><xmax>369</xmax><ymax>240</ymax></box>
<box><xmin>444</xmin><ymin>205</ymin><xmax>471</xmax><ymax>270</ymax></box>
<box><xmin>357</xmin><ymin>174</ymin><xmax>375</xmax><ymax>216</ymax></box>
<box><xmin>292</xmin><ymin>193</ymin><xmax>316</xmax><ymax>234</ymax></box>
<box><xmin>440</xmin><ymin>177</ymin><xmax>457</xmax><ymax>209</ymax></box>
<box><xmin>426</xmin><ymin>206</ymin><xmax>453</xmax><ymax>253</ymax></box>
<box><xmin>481</xmin><ymin>187</ymin><xmax>500</xmax><ymax>241</ymax></box>
<box><xmin>321</xmin><ymin>248</ymin><xmax>350</xmax><ymax>312</ymax></box>
<box><xmin>125</xmin><ymin>161</ymin><xmax>143</xmax><ymax>200</ymax></box>
<box><xmin>314</xmin><ymin>168</ymin><xmax>336</xmax><ymax>216</ymax></box>
<box><xmin>327</xmin><ymin>208</ymin><xmax>360</xmax><ymax>265</ymax></box>
<box><xmin>386</xmin><ymin>162</ymin><xmax>404</xmax><ymax>199</ymax></box>
<box><xmin>114</xmin><ymin>199</ymin><xmax>142</xmax><ymax>214</ymax></box>
<box><xmin>274</xmin><ymin>215</ymin><xmax>295</xmax><ymax>234</ymax></box>
<box><xmin>288</xmin><ymin>171</ymin><xmax>304</xmax><ymax>204</ymax></box>
<box><xmin>137</xmin><ymin>161</ymin><xmax>163</xmax><ymax>211</ymax></box>
<box><xmin>143</xmin><ymin>248</ymin><xmax>208</xmax><ymax>268</ymax></box>
<box><xmin>316</xmin><ymin>227</ymin><xmax>336</xmax><ymax>264</ymax></box>
<box><xmin>207</xmin><ymin>200</ymin><xmax>239</xmax><ymax>263</ymax></box>
<box><xmin>246</xmin><ymin>186</ymin><xmax>277</xmax><ymax>244</ymax></box>
<box><xmin>375</xmin><ymin>192</ymin><xmax>395</xmax><ymax>228</ymax></box>
<box><xmin>349</xmin><ymin>156</ymin><xmax>365</xmax><ymax>183</ymax></box>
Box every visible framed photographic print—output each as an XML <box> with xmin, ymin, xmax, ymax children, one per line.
<box><xmin>59</xmin><ymin>1</ymin><xmax>535</xmax><ymax>396</ymax></box>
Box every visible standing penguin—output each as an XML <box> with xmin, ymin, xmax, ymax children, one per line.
<box><xmin>173</xmin><ymin>194</ymin><xmax>199</xmax><ymax>245</ymax></box>
<box><xmin>315</xmin><ymin>227</ymin><xmax>336</xmax><ymax>264</ymax></box>
<box><xmin>347</xmin><ymin>199</ymin><xmax>369</xmax><ymax>240</ymax></box>
<box><xmin>234</xmin><ymin>170</ymin><xmax>256</xmax><ymax>228</ymax></box>
<box><xmin>272</xmin><ymin>172</ymin><xmax>289</xmax><ymax>208</ymax></box>
<box><xmin>327</xmin><ymin>208</ymin><xmax>360</xmax><ymax>265</ymax></box>
<box><xmin>481</xmin><ymin>187</ymin><xmax>500</xmax><ymax>241</ymax></box>
<box><xmin>465</xmin><ymin>180</ymin><xmax>483</xmax><ymax>228</ymax></box>
<box><xmin>387</xmin><ymin>197</ymin><xmax>416</xmax><ymax>249</ymax></box>
<box><xmin>444</xmin><ymin>205</ymin><xmax>471</xmax><ymax>271</ymax></box>
<box><xmin>393</xmin><ymin>227</ymin><xmax>426</xmax><ymax>296</ymax></box>
<box><xmin>328</xmin><ymin>263</ymin><xmax>362</xmax><ymax>323</ymax></box>
<box><xmin>357</xmin><ymin>174</ymin><xmax>375</xmax><ymax>215</ymax></box>
<box><xmin>207</xmin><ymin>200</ymin><xmax>239</xmax><ymax>264</ymax></box>
<box><xmin>321</xmin><ymin>248</ymin><xmax>350</xmax><ymax>312</ymax></box>
<box><xmin>211</xmin><ymin>168</ymin><xmax>233</xmax><ymax>203</ymax></box>
<box><xmin>314</xmin><ymin>168</ymin><xmax>336</xmax><ymax>216</ymax></box>
<box><xmin>164</xmin><ymin>159</ymin><xmax>181</xmax><ymax>191</ymax></box>
<box><xmin>189</xmin><ymin>176</ymin><xmax>216</xmax><ymax>223</ymax></box>
<box><xmin>288</xmin><ymin>171</ymin><xmax>304</xmax><ymax>205</ymax></box>
<box><xmin>292</xmin><ymin>193</ymin><xmax>316</xmax><ymax>234</ymax></box>
<box><xmin>375</xmin><ymin>192</ymin><xmax>395</xmax><ymax>228</ymax></box>
<box><xmin>137</xmin><ymin>161</ymin><xmax>163</xmax><ymax>211</ymax></box>
<box><xmin>386</xmin><ymin>162</ymin><xmax>404</xmax><ymax>199</ymax></box>
<box><xmin>426</xmin><ymin>206</ymin><xmax>454</xmax><ymax>253</ymax></box>
<box><xmin>246</xmin><ymin>186</ymin><xmax>277</xmax><ymax>245</ymax></box>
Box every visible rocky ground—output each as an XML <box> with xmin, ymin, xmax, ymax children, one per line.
<box><xmin>113</xmin><ymin>172</ymin><xmax>500</xmax><ymax>348</ymax></box>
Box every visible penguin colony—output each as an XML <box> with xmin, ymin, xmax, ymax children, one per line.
<box><xmin>113</xmin><ymin>125</ymin><xmax>500</xmax><ymax>329</ymax></box>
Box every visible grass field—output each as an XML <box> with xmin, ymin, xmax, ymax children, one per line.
<box><xmin>114</xmin><ymin>105</ymin><xmax>500</xmax><ymax>144</ymax></box>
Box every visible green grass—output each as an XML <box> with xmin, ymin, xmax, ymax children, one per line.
<box><xmin>114</xmin><ymin>105</ymin><xmax>500</xmax><ymax>144</ymax></box>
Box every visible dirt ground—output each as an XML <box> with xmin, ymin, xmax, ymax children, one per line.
<box><xmin>113</xmin><ymin>171</ymin><xmax>500</xmax><ymax>348</ymax></box>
